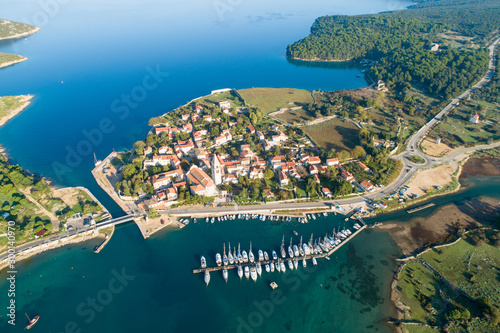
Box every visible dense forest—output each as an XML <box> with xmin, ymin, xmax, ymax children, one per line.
<box><xmin>478</xmin><ymin>50</ymin><xmax>500</xmax><ymax>103</ymax></box>
<box><xmin>286</xmin><ymin>16</ymin><xmax>441</xmax><ymax>61</ymax></box>
<box><xmin>286</xmin><ymin>0</ymin><xmax>499</xmax><ymax>98</ymax></box>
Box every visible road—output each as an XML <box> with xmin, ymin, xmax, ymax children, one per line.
<box><xmin>169</xmin><ymin>36</ymin><xmax>500</xmax><ymax>217</ymax></box>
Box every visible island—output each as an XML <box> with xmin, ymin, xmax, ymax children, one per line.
<box><xmin>0</xmin><ymin>18</ymin><xmax>39</xmax><ymax>69</ymax></box>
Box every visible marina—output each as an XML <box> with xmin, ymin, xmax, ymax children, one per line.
<box><xmin>193</xmin><ymin>218</ymin><xmax>367</xmax><ymax>281</ymax></box>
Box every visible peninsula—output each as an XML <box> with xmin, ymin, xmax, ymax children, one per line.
<box><xmin>0</xmin><ymin>18</ymin><xmax>39</xmax><ymax>68</ymax></box>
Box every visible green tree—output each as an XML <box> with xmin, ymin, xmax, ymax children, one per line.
<box><xmin>264</xmin><ymin>168</ymin><xmax>274</xmax><ymax>180</ymax></box>
<box><xmin>133</xmin><ymin>141</ymin><xmax>146</xmax><ymax>155</ymax></box>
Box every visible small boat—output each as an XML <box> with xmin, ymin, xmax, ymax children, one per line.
<box><xmin>280</xmin><ymin>236</ymin><xmax>287</xmax><ymax>258</ymax></box>
<box><xmin>270</xmin><ymin>282</ymin><xmax>278</xmax><ymax>289</ymax></box>
<box><xmin>293</xmin><ymin>244</ymin><xmax>299</xmax><ymax>257</ymax></box>
<box><xmin>223</xmin><ymin>244</ymin><xmax>228</xmax><ymax>266</ymax></box>
<box><xmin>312</xmin><ymin>257</ymin><xmax>317</xmax><ymax>265</ymax></box>
<box><xmin>288</xmin><ymin>260</ymin><xmax>294</xmax><ymax>270</ymax></box>
<box><xmin>302</xmin><ymin>258</ymin><xmax>307</xmax><ymax>268</ymax></box>
<box><xmin>265</xmin><ymin>264</ymin><xmax>270</xmax><ymax>273</ymax></box>
<box><xmin>264</xmin><ymin>251</ymin><xmax>269</xmax><ymax>261</ymax></box>
<box><xmin>270</xmin><ymin>262</ymin><xmax>275</xmax><ymax>272</ymax></box>
<box><xmin>215</xmin><ymin>253</ymin><xmax>222</xmax><ymax>267</ymax></box>
<box><xmin>228</xmin><ymin>243</ymin><xmax>234</xmax><ymax>265</ymax></box>
<box><xmin>288</xmin><ymin>238</ymin><xmax>294</xmax><ymax>258</ymax></box>
<box><xmin>256</xmin><ymin>263</ymin><xmax>262</xmax><ymax>276</ymax></box>
<box><xmin>238</xmin><ymin>265</ymin><xmax>243</xmax><ymax>279</ymax></box>
<box><xmin>244</xmin><ymin>266</ymin><xmax>250</xmax><ymax>279</ymax></box>
<box><xmin>205</xmin><ymin>271</ymin><xmax>210</xmax><ymax>286</ymax></box>
<box><xmin>323</xmin><ymin>212</ymin><xmax>328</xmax><ymax>217</ymax></box>
<box><xmin>242</xmin><ymin>250</ymin><xmax>248</xmax><ymax>263</ymax></box>
<box><xmin>25</xmin><ymin>313</ymin><xmax>39</xmax><ymax>330</ymax></box>
<box><xmin>200</xmin><ymin>256</ymin><xmax>206</xmax><ymax>268</ymax></box>
<box><xmin>293</xmin><ymin>260</ymin><xmax>298</xmax><ymax>270</ymax></box>
<box><xmin>250</xmin><ymin>266</ymin><xmax>258</xmax><ymax>281</ymax></box>
<box><xmin>223</xmin><ymin>268</ymin><xmax>228</xmax><ymax>282</ymax></box>
<box><xmin>258</xmin><ymin>249</ymin><xmax>264</xmax><ymax>262</ymax></box>
<box><xmin>280</xmin><ymin>261</ymin><xmax>286</xmax><ymax>272</ymax></box>
<box><xmin>237</xmin><ymin>243</ymin><xmax>243</xmax><ymax>263</ymax></box>
<box><xmin>193</xmin><ymin>218</ymin><xmax>197</xmax><ymax>223</ymax></box>
<box><xmin>325</xmin><ymin>256</ymin><xmax>331</xmax><ymax>260</ymax></box>
<box><xmin>293</xmin><ymin>230</ymin><xmax>298</xmax><ymax>236</ymax></box>
<box><xmin>276</xmin><ymin>260</ymin><xmax>281</xmax><ymax>272</ymax></box>
<box><xmin>249</xmin><ymin>242</ymin><xmax>255</xmax><ymax>263</ymax></box>
<box><xmin>272</xmin><ymin>250</ymin><xmax>278</xmax><ymax>260</ymax></box>
<box><xmin>211</xmin><ymin>217</ymin><xmax>215</xmax><ymax>223</ymax></box>
<box><xmin>206</xmin><ymin>217</ymin><xmax>209</xmax><ymax>223</ymax></box>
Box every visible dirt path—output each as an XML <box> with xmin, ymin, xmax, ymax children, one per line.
<box><xmin>19</xmin><ymin>188</ymin><xmax>57</xmax><ymax>221</ymax></box>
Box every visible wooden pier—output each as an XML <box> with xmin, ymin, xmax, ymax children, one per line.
<box><xmin>193</xmin><ymin>218</ymin><xmax>367</xmax><ymax>274</ymax></box>
<box><xmin>407</xmin><ymin>202</ymin><xmax>435</xmax><ymax>214</ymax></box>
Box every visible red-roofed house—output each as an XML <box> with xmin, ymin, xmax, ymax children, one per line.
<box><xmin>358</xmin><ymin>162</ymin><xmax>370</xmax><ymax>172</ymax></box>
<box><xmin>322</xmin><ymin>187</ymin><xmax>332</xmax><ymax>197</ymax></box>
<box><xmin>306</xmin><ymin>156</ymin><xmax>321</xmax><ymax>165</ymax></box>
<box><xmin>278</xmin><ymin>170</ymin><xmax>288</xmax><ymax>186</ymax></box>
<box><xmin>247</xmin><ymin>124</ymin><xmax>255</xmax><ymax>134</ymax></box>
<box><xmin>181</xmin><ymin>114</ymin><xmax>190</xmax><ymax>121</ymax></box>
<box><xmin>327</xmin><ymin>158</ymin><xmax>339</xmax><ymax>167</ymax></box>
<box><xmin>341</xmin><ymin>170</ymin><xmax>354</xmax><ymax>182</ymax></box>
<box><xmin>360</xmin><ymin>180</ymin><xmax>374</xmax><ymax>191</ymax></box>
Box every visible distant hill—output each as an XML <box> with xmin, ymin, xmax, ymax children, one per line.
<box><xmin>0</xmin><ymin>18</ymin><xmax>39</xmax><ymax>40</ymax></box>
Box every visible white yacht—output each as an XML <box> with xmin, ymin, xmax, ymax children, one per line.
<box><xmin>270</xmin><ymin>263</ymin><xmax>275</xmax><ymax>272</ymax></box>
<box><xmin>205</xmin><ymin>271</ymin><xmax>210</xmax><ymax>286</ymax></box>
<box><xmin>288</xmin><ymin>260</ymin><xmax>294</xmax><ymax>270</ymax></box>
<box><xmin>258</xmin><ymin>250</ymin><xmax>264</xmax><ymax>262</ymax></box>
<box><xmin>264</xmin><ymin>251</ymin><xmax>269</xmax><ymax>261</ymax></box>
<box><xmin>293</xmin><ymin>244</ymin><xmax>299</xmax><ymax>257</ymax></box>
<box><xmin>293</xmin><ymin>260</ymin><xmax>298</xmax><ymax>270</ymax></box>
<box><xmin>215</xmin><ymin>253</ymin><xmax>222</xmax><ymax>267</ymax></box>
<box><xmin>272</xmin><ymin>250</ymin><xmax>278</xmax><ymax>260</ymax></box>
<box><xmin>265</xmin><ymin>264</ymin><xmax>270</xmax><ymax>273</ymax></box>
<box><xmin>302</xmin><ymin>258</ymin><xmax>307</xmax><ymax>268</ymax></box>
<box><xmin>280</xmin><ymin>236</ymin><xmax>287</xmax><ymax>258</ymax></box>
<box><xmin>200</xmin><ymin>256</ymin><xmax>206</xmax><ymax>269</ymax></box>
<box><xmin>250</xmin><ymin>266</ymin><xmax>258</xmax><ymax>281</ymax></box>
<box><xmin>242</xmin><ymin>250</ymin><xmax>249</xmax><ymax>263</ymax></box>
<box><xmin>223</xmin><ymin>269</ymin><xmax>228</xmax><ymax>282</ymax></box>
<box><xmin>223</xmin><ymin>244</ymin><xmax>228</xmax><ymax>266</ymax></box>
<box><xmin>237</xmin><ymin>243</ymin><xmax>243</xmax><ymax>263</ymax></box>
<box><xmin>249</xmin><ymin>242</ymin><xmax>255</xmax><ymax>263</ymax></box>
<box><xmin>228</xmin><ymin>243</ymin><xmax>234</xmax><ymax>265</ymax></box>
<box><xmin>256</xmin><ymin>263</ymin><xmax>262</xmax><ymax>276</ymax></box>
<box><xmin>312</xmin><ymin>257</ymin><xmax>318</xmax><ymax>265</ymax></box>
<box><xmin>276</xmin><ymin>260</ymin><xmax>281</xmax><ymax>272</ymax></box>
<box><xmin>238</xmin><ymin>265</ymin><xmax>243</xmax><ymax>279</ymax></box>
<box><xmin>244</xmin><ymin>266</ymin><xmax>250</xmax><ymax>279</ymax></box>
<box><xmin>288</xmin><ymin>238</ymin><xmax>294</xmax><ymax>258</ymax></box>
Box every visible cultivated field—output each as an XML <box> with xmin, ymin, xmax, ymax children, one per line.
<box><xmin>302</xmin><ymin>117</ymin><xmax>359</xmax><ymax>151</ymax></box>
<box><xmin>238</xmin><ymin>88</ymin><xmax>313</xmax><ymax>114</ymax></box>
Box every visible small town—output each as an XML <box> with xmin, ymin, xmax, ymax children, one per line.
<box><xmin>113</xmin><ymin>89</ymin><xmax>383</xmax><ymax>215</ymax></box>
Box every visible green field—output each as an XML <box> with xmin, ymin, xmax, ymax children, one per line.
<box><xmin>401</xmin><ymin>325</ymin><xmax>439</xmax><ymax>333</ymax></box>
<box><xmin>397</xmin><ymin>260</ymin><xmax>444</xmax><ymax>323</ymax></box>
<box><xmin>302</xmin><ymin>117</ymin><xmax>359</xmax><ymax>151</ymax></box>
<box><xmin>430</xmin><ymin>100</ymin><xmax>500</xmax><ymax>147</ymax></box>
<box><xmin>274</xmin><ymin>108</ymin><xmax>313</xmax><ymax>124</ymax></box>
<box><xmin>238</xmin><ymin>88</ymin><xmax>313</xmax><ymax>114</ymax></box>
<box><xmin>0</xmin><ymin>52</ymin><xmax>24</xmax><ymax>67</ymax></box>
<box><xmin>421</xmin><ymin>238</ymin><xmax>500</xmax><ymax>304</ymax></box>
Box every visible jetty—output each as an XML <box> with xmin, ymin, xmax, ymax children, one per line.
<box><xmin>193</xmin><ymin>218</ymin><xmax>367</xmax><ymax>275</ymax></box>
<box><xmin>407</xmin><ymin>202</ymin><xmax>435</xmax><ymax>214</ymax></box>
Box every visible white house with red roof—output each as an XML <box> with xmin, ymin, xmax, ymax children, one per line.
<box><xmin>469</xmin><ymin>114</ymin><xmax>480</xmax><ymax>124</ymax></box>
<box><xmin>341</xmin><ymin>170</ymin><xmax>354</xmax><ymax>182</ymax></box>
<box><xmin>322</xmin><ymin>187</ymin><xmax>332</xmax><ymax>197</ymax></box>
<box><xmin>144</xmin><ymin>155</ymin><xmax>181</xmax><ymax>169</ymax></box>
<box><xmin>360</xmin><ymin>180</ymin><xmax>374</xmax><ymax>191</ymax></box>
<box><xmin>326</xmin><ymin>158</ymin><xmax>339</xmax><ymax>167</ymax></box>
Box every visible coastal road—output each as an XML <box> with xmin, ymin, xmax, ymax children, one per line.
<box><xmin>0</xmin><ymin>225</ymin><xmax>97</xmax><ymax>263</ymax></box>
